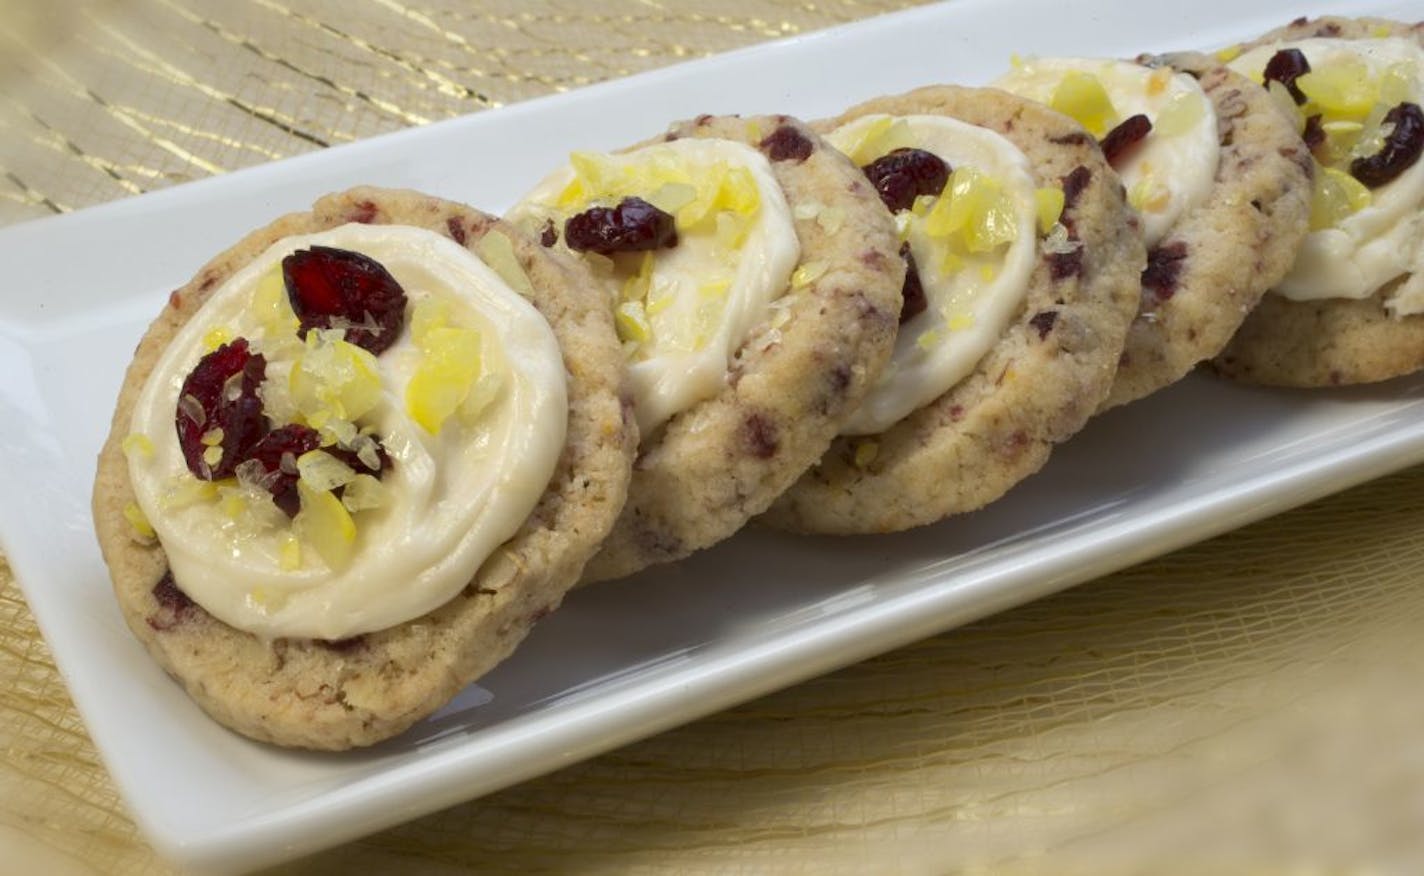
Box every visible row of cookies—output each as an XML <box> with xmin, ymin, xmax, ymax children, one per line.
<box><xmin>91</xmin><ymin>15</ymin><xmax>1424</xmax><ymax>749</ymax></box>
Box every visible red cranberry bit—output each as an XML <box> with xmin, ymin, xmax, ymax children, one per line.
<box><xmin>1047</xmin><ymin>247</ymin><xmax>1083</xmax><ymax>281</ymax></box>
<box><xmin>282</xmin><ymin>246</ymin><xmax>408</xmax><ymax>355</ymax></box>
<box><xmin>1100</xmin><ymin>114</ymin><xmax>1153</xmax><ymax>170</ymax></box>
<box><xmin>1142</xmin><ymin>241</ymin><xmax>1189</xmax><ymax>300</ymax></box>
<box><xmin>148</xmin><ymin>571</ymin><xmax>197</xmax><ymax>631</ymax></box>
<box><xmin>540</xmin><ymin>218</ymin><xmax>558</xmax><ymax>247</ymax></box>
<box><xmin>1029</xmin><ymin>310</ymin><xmax>1058</xmax><ymax>340</ymax></box>
<box><xmin>861</xmin><ymin>148</ymin><xmax>951</xmax><ymax>213</ymax></box>
<box><xmin>1262</xmin><ymin>48</ymin><xmax>1311</xmax><ymax>104</ymax></box>
<box><xmin>898</xmin><ymin>242</ymin><xmax>927</xmax><ymax>323</ymax></box>
<box><xmin>759</xmin><ymin>125</ymin><xmax>813</xmax><ymax>162</ymax></box>
<box><xmin>1060</xmin><ymin>165</ymin><xmax>1092</xmax><ymax>212</ymax></box>
<box><xmin>176</xmin><ymin>339</ymin><xmax>270</xmax><ymax>480</ymax></box>
<box><xmin>1351</xmin><ymin>102</ymin><xmax>1424</xmax><ymax>188</ymax></box>
<box><xmin>246</xmin><ymin>424</ymin><xmax>391</xmax><ymax>517</ymax></box>
<box><xmin>246</xmin><ymin>424</ymin><xmax>322</xmax><ymax>517</ymax></box>
<box><xmin>1302</xmin><ymin>113</ymin><xmax>1326</xmax><ymax>154</ymax></box>
<box><xmin>564</xmin><ymin>196</ymin><xmax>678</xmax><ymax>255</ymax></box>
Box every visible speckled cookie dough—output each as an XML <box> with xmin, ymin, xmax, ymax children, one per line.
<box><xmin>1102</xmin><ymin>51</ymin><xmax>1312</xmax><ymax>408</ymax></box>
<box><xmin>764</xmin><ymin>85</ymin><xmax>1143</xmax><ymax>535</ymax></box>
<box><xmin>91</xmin><ymin>187</ymin><xmax>635</xmax><ymax>750</ymax></box>
<box><xmin>559</xmin><ymin>115</ymin><xmax>904</xmax><ymax>581</ymax></box>
<box><xmin>1213</xmin><ymin>16</ymin><xmax>1424</xmax><ymax>386</ymax></box>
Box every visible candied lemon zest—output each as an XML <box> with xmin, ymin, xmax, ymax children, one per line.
<box><xmin>122</xmin><ymin>432</ymin><xmax>155</xmax><ymax>459</ymax></box>
<box><xmin>123</xmin><ymin>502</ymin><xmax>155</xmax><ymax>540</ymax></box>
<box><xmin>279</xmin><ymin>533</ymin><xmax>302</xmax><ymax>571</ymax></box>
<box><xmin>1155</xmin><ymin>92</ymin><xmax>1205</xmax><ymax>137</ymax></box>
<box><xmin>1050</xmin><ymin>71</ymin><xmax>1118</xmax><ymax>137</ymax></box>
<box><xmin>615</xmin><ymin>300</ymin><xmax>652</xmax><ymax>344</ymax></box>
<box><xmin>294</xmin><ymin>480</ymin><xmax>357</xmax><ymax>570</ymax></box>
<box><xmin>1215</xmin><ymin>45</ymin><xmax>1242</xmax><ymax>63</ymax></box>
<box><xmin>1034</xmin><ymin>187</ymin><xmax>1065</xmax><ymax>235</ymax></box>
<box><xmin>202</xmin><ymin>326</ymin><xmax>233</xmax><ymax>352</ymax></box>
<box><xmin>853</xmin><ymin>440</ymin><xmax>879</xmax><ymax>469</ymax></box>
<box><xmin>475</xmin><ymin>230</ymin><xmax>535</xmax><ymax>296</ymax></box>
<box><xmin>290</xmin><ymin>331</ymin><xmax>383</xmax><ymax>427</ymax></box>
<box><xmin>1298</xmin><ymin>60</ymin><xmax>1379</xmax><ymax>119</ymax></box>
<box><xmin>948</xmin><ymin>312</ymin><xmax>974</xmax><ymax>331</ymax></box>
<box><xmin>916</xmin><ymin>328</ymin><xmax>941</xmax><ymax>351</ymax></box>
<box><xmin>791</xmin><ymin>260</ymin><xmax>829</xmax><ymax>288</ymax></box>
<box><xmin>1310</xmin><ymin>164</ymin><xmax>1373</xmax><ymax>231</ymax></box>
<box><xmin>406</xmin><ymin>324</ymin><xmax>484</xmax><ymax>435</ymax></box>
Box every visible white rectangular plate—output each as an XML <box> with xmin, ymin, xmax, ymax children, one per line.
<box><xmin>2</xmin><ymin>0</ymin><xmax>1419</xmax><ymax>871</ymax></box>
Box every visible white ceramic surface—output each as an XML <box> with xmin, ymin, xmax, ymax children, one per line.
<box><xmin>0</xmin><ymin>0</ymin><xmax>1417</xmax><ymax>871</ymax></box>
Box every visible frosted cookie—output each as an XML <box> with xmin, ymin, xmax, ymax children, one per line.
<box><xmin>764</xmin><ymin>85</ymin><xmax>1143</xmax><ymax>535</ymax></box>
<box><xmin>1213</xmin><ymin>17</ymin><xmax>1424</xmax><ymax>386</ymax></box>
<box><xmin>509</xmin><ymin>114</ymin><xmax>902</xmax><ymax>580</ymax></box>
<box><xmin>995</xmin><ymin>53</ymin><xmax>1311</xmax><ymax>408</ymax></box>
<box><xmin>92</xmin><ymin>188</ymin><xmax>635</xmax><ymax>749</ymax></box>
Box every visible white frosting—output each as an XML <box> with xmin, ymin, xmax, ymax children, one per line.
<box><xmin>827</xmin><ymin>114</ymin><xmax>1038</xmax><ymax>436</ymax></box>
<box><xmin>510</xmin><ymin>138</ymin><xmax>799</xmax><ymax>435</ymax></box>
<box><xmin>127</xmin><ymin>224</ymin><xmax>567</xmax><ymax>640</ymax></box>
<box><xmin>1230</xmin><ymin>38</ymin><xmax>1424</xmax><ymax>312</ymax></box>
<box><xmin>995</xmin><ymin>57</ymin><xmax>1220</xmax><ymax>246</ymax></box>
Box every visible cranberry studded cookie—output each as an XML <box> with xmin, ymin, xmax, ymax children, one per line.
<box><xmin>1214</xmin><ymin>17</ymin><xmax>1424</xmax><ymax>386</ymax></box>
<box><xmin>764</xmin><ymin>85</ymin><xmax>1143</xmax><ymax>534</ymax></box>
<box><xmin>92</xmin><ymin>187</ymin><xmax>635</xmax><ymax>749</ymax></box>
<box><xmin>995</xmin><ymin>53</ymin><xmax>1312</xmax><ymax>409</ymax></box>
<box><xmin>508</xmin><ymin>115</ymin><xmax>902</xmax><ymax>579</ymax></box>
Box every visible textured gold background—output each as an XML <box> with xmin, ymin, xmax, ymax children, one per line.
<box><xmin>4</xmin><ymin>1</ymin><xmax>1424</xmax><ymax>872</ymax></box>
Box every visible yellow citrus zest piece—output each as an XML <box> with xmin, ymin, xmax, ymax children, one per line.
<box><xmin>475</xmin><ymin>230</ymin><xmax>535</xmax><ymax>296</ymax></box>
<box><xmin>279</xmin><ymin>533</ymin><xmax>302</xmax><ymax>571</ymax></box>
<box><xmin>121</xmin><ymin>432</ymin><xmax>154</xmax><ymax>459</ymax></box>
<box><xmin>289</xmin><ymin>330</ymin><xmax>382</xmax><ymax>430</ymax></box>
<box><xmin>791</xmin><ymin>260</ymin><xmax>829</xmax><ymax>288</ymax></box>
<box><xmin>853</xmin><ymin>439</ymin><xmax>879</xmax><ymax>469</ymax></box>
<box><xmin>1214</xmin><ymin>45</ymin><xmax>1242</xmax><ymax>64</ymax></box>
<box><xmin>294</xmin><ymin>480</ymin><xmax>357</xmax><ymax>570</ymax></box>
<box><xmin>123</xmin><ymin>502</ymin><xmax>155</xmax><ymax>540</ymax></box>
<box><xmin>406</xmin><ymin>324</ymin><xmax>483</xmax><ymax>435</ymax></box>
<box><xmin>1297</xmin><ymin>60</ymin><xmax>1378</xmax><ymax>119</ymax></box>
<box><xmin>1050</xmin><ymin>71</ymin><xmax>1118</xmax><ymax>137</ymax></box>
<box><xmin>615</xmin><ymin>300</ymin><xmax>652</xmax><ymax>344</ymax></box>
<box><xmin>1034</xmin><ymin>187</ymin><xmax>1065</xmax><ymax>235</ymax></box>
<box><xmin>203</xmin><ymin>326</ymin><xmax>233</xmax><ymax>352</ymax></box>
<box><xmin>1155</xmin><ymin>92</ymin><xmax>1205</xmax><ymax>137</ymax></box>
<box><xmin>925</xmin><ymin>167</ymin><xmax>1019</xmax><ymax>253</ymax></box>
<box><xmin>1310</xmin><ymin>164</ymin><xmax>1373</xmax><ymax>231</ymax></box>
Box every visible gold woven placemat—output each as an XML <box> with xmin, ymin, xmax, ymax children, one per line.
<box><xmin>4</xmin><ymin>2</ymin><xmax>1424</xmax><ymax>872</ymax></box>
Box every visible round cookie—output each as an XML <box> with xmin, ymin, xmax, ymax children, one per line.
<box><xmin>764</xmin><ymin>85</ymin><xmax>1143</xmax><ymax>535</ymax></box>
<box><xmin>1103</xmin><ymin>52</ymin><xmax>1312</xmax><ymax>408</ymax></box>
<box><xmin>514</xmin><ymin>115</ymin><xmax>903</xmax><ymax>582</ymax></box>
<box><xmin>1212</xmin><ymin>16</ymin><xmax>1424</xmax><ymax>386</ymax></box>
<box><xmin>92</xmin><ymin>187</ymin><xmax>635</xmax><ymax>750</ymax></box>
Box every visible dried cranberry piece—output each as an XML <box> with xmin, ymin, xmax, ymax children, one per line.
<box><xmin>861</xmin><ymin>148</ymin><xmax>951</xmax><ymax>213</ymax></box>
<box><xmin>1302</xmin><ymin>113</ymin><xmax>1326</xmax><ymax>154</ymax></box>
<box><xmin>540</xmin><ymin>218</ymin><xmax>558</xmax><ymax>247</ymax></box>
<box><xmin>564</xmin><ymin>196</ymin><xmax>678</xmax><ymax>255</ymax></box>
<box><xmin>1060</xmin><ymin>166</ymin><xmax>1092</xmax><ymax>212</ymax></box>
<box><xmin>1100</xmin><ymin>114</ymin><xmax>1153</xmax><ymax>169</ymax></box>
<box><xmin>282</xmin><ymin>246</ymin><xmax>408</xmax><ymax>355</ymax></box>
<box><xmin>244</xmin><ymin>425</ymin><xmax>391</xmax><ymax>517</ymax></box>
<box><xmin>1142</xmin><ymin>241</ymin><xmax>1189</xmax><ymax>300</ymax></box>
<box><xmin>759</xmin><ymin>125</ymin><xmax>814</xmax><ymax>162</ymax></box>
<box><xmin>898</xmin><ymin>242</ymin><xmax>927</xmax><ymax>323</ymax></box>
<box><xmin>1351</xmin><ymin>102</ymin><xmax>1424</xmax><ymax>188</ymax></box>
<box><xmin>1262</xmin><ymin>48</ymin><xmax>1311</xmax><ymax>104</ymax></box>
<box><xmin>175</xmin><ymin>338</ymin><xmax>270</xmax><ymax>480</ymax></box>
<box><xmin>245</xmin><ymin>424</ymin><xmax>322</xmax><ymax>517</ymax></box>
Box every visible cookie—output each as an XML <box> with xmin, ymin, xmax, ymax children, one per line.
<box><xmin>995</xmin><ymin>53</ymin><xmax>1312</xmax><ymax>409</ymax></box>
<box><xmin>92</xmin><ymin>187</ymin><xmax>635</xmax><ymax>749</ymax></box>
<box><xmin>1212</xmin><ymin>17</ymin><xmax>1424</xmax><ymax>386</ymax></box>
<box><xmin>764</xmin><ymin>85</ymin><xmax>1143</xmax><ymax>534</ymax></box>
<box><xmin>509</xmin><ymin>114</ymin><xmax>902</xmax><ymax>580</ymax></box>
